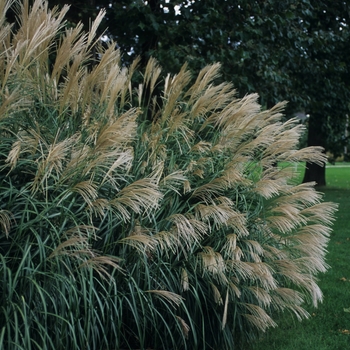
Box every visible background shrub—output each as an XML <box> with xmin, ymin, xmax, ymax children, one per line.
<box><xmin>0</xmin><ymin>1</ymin><xmax>337</xmax><ymax>349</ymax></box>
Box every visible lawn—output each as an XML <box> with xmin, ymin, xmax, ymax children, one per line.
<box><xmin>249</xmin><ymin>163</ymin><xmax>350</xmax><ymax>350</ymax></box>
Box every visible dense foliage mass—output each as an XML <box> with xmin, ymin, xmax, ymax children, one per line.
<box><xmin>0</xmin><ymin>1</ymin><xmax>337</xmax><ymax>349</ymax></box>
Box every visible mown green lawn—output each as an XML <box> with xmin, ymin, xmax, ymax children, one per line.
<box><xmin>250</xmin><ymin>163</ymin><xmax>350</xmax><ymax>350</ymax></box>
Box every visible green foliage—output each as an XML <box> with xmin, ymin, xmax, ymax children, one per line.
<box><xmin>0</xmin><ymin>1</ymin><xmax>338</xmax><ymax>349</ymax></box>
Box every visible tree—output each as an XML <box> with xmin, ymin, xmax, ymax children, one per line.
<box><xmin>292</xmin><ymin>1</ymin><xmax>350</xmax><ymax>185</ymax></box>
<box><xmin>44</xmin><ymin>0</ymin><xmax>350</xmax><ymax>185</ymax></box>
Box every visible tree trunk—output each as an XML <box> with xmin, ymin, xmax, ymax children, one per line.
<box><xmin>302</xmin><ymin>112</ymin><xmax>326</xmax><ymax>186</ymax></box>
<box><xmin>303</xmin><ymin>161</ymin><xmax>326</xmax><ymax>186</ymax></box>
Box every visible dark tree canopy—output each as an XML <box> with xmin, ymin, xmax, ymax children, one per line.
<box><xmin>44</xmin><ymin>0</ymin><xmax>350</xmax><ymax>184</ymax></box>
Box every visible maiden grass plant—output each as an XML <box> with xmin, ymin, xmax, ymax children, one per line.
<box><xmin>0</xmin><ymin>1</ymin><xmax>338</xmax><ymax>349</ymax></box>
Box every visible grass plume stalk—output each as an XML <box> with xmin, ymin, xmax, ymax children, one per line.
<box><xmin>0</xmin><ymin>1</ymin><xmax>337</xmax><ymax>349</ymax></box>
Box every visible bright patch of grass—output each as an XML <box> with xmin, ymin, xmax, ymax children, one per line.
<box><xmin>250</xmin><ymin>164</ymin><xmax>350</xmax><ymax>350</ymax></box>
<box><xmin>281</xmin><ymin>162</ymin><xmax>350</xmax><ymax>188</ymax></box>
<box><xmin>326</xmin><ymin>163</ymin><xmax>350</xmax><ymax>189</ymax></box>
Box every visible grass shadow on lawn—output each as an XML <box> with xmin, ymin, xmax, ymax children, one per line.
<box><xmin>250</xmin><ymin>165</ymin><xmax>350</xmax><ymax>350</ymax></box>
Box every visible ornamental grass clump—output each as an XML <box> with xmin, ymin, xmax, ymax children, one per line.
<box><xmin>0</xmin><ymin>1</ymin><xmax>337</xmax><ymax>349</ymax></box>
